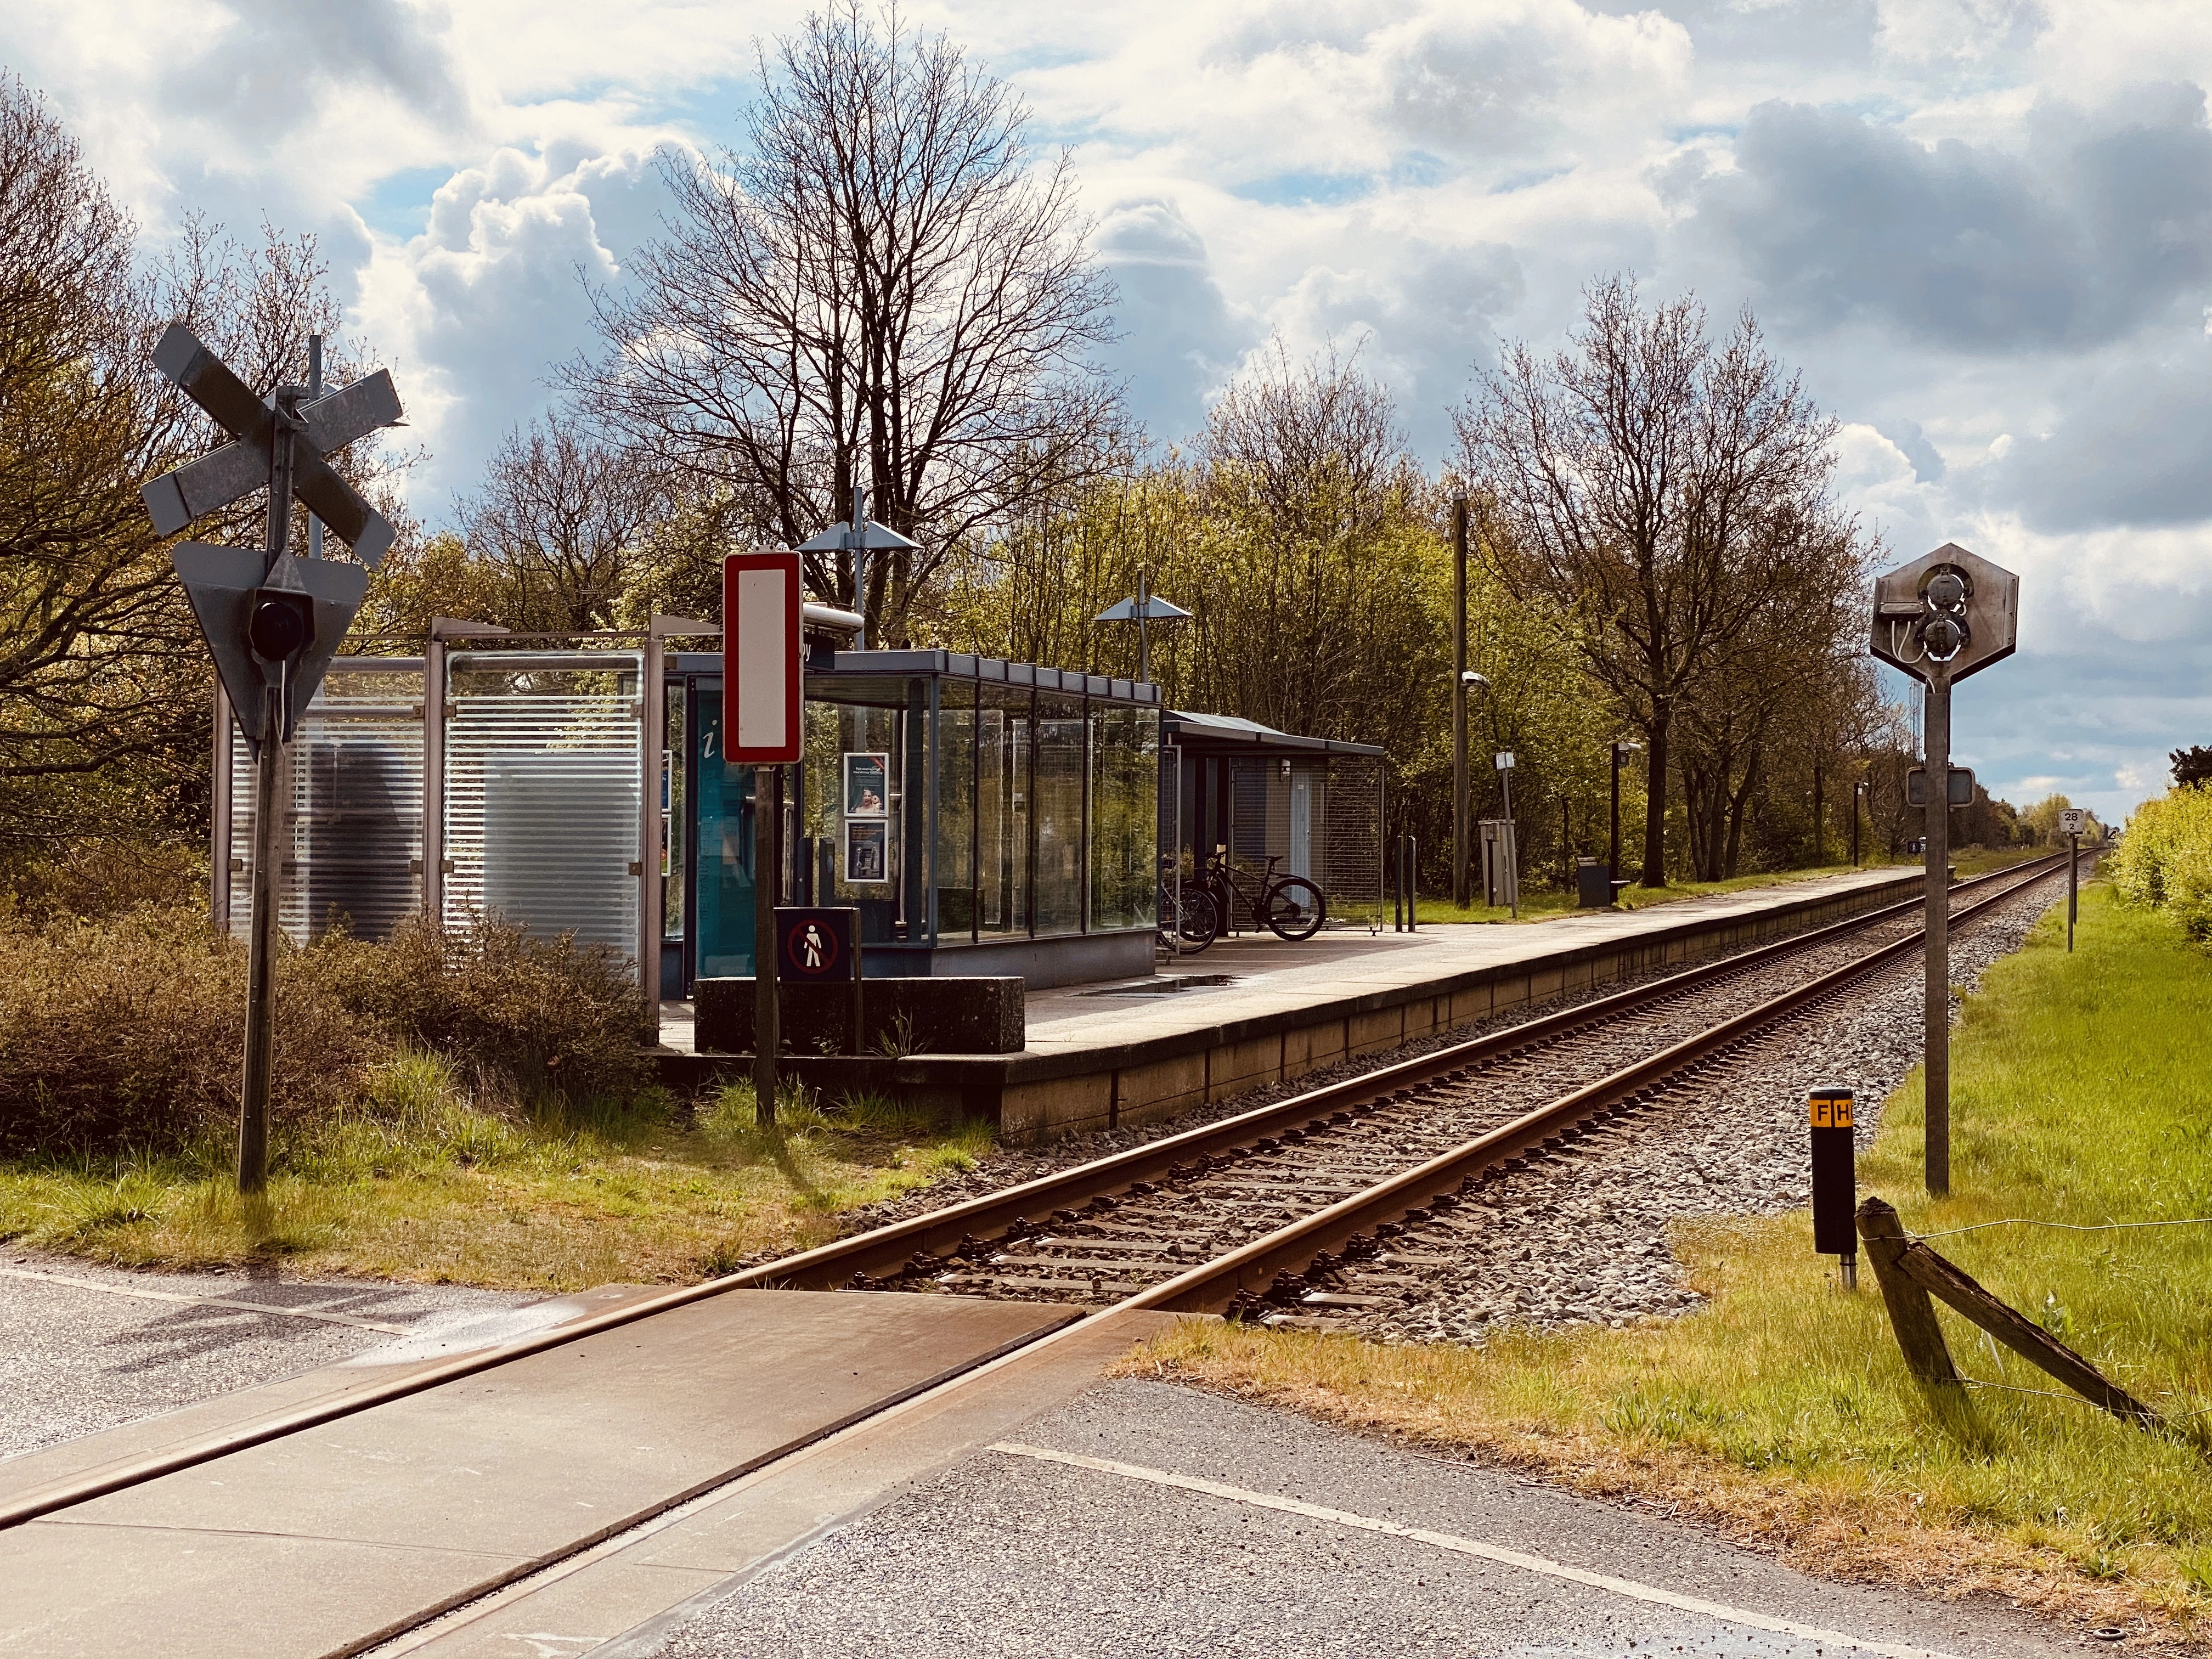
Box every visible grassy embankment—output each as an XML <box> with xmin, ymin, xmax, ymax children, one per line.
<box><xmin>1131</xmin><ymin>883</ymin><xmax>2212</xmax><ymax>1634</ymax></box>
<box><xmin>0</xmin><ymin>1065</ymin><xmax>989</xmax><ymax>1290</ymax></box>
<box><xmin>1424</xmin><ymin>845</ymin><xmax>2040</xmax><ymax>924</ymax></box>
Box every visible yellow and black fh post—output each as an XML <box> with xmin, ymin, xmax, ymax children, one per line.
<box><xmin>1808</xmin><ymin>1086</ymin><xmax>1858</xmax><ymax>1290</ymax></box>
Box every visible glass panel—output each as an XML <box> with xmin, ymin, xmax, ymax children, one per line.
<box><xmin>230</xmin><ymin>659</ymin><xmax>424</xmax><ymax>945</ymax></box>
<box><xmin>444</xmin><ymin>652</ymin><xmax>641</xmax><ymax>962</ymax></box>
<box><xmin>663</xmin><ymin>684</ymin><xmax>685</xmax><ymax>939</ymax></box>
<box><xmin>1033</xmin><ymin>692</ymin><xmax>1086</xmax><ymax>934</ymax></box>
<box><xmin>977</xmin><ymin>688</ymin><xmax>1030</xmax><ymax>937</ymax></box>
<box><xmin>692</xmin><ymin>691</ymin><xmax>757</xmax><ymax>978</ymax></box>
<box><xmin>1088</xmin><ymin>704</ymin><xmax>1159</xmax><ymax>931</ymax></box>
<box><xmin>799</xmin><ymin>683</ymin><xmax>913</xmax><ymax>943</ymax></box>
<box><xmin>935</xmin><ymin>679</ymin><xmax>977</xmax><ymax>941</ymax></box>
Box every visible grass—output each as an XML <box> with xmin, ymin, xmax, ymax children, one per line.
<box><xmin>0</xmin><ymin>1056</ymin><xmax>992</xmax><ymax>1291</ymax></box>
<box><xmin>1419</xmin><ymin>847</ymin><xmax>2046</xmax><ymax>924</ymax></box>
<box><xmin>1127</xmin><ymin>883</ymin><xmax>2212</xmax><ymax>1634</ymax></box>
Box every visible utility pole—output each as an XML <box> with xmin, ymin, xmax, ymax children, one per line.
<box><xmin>1452</xmin><ymin>496</ymin><xmax>1470</xmax><ymax>909</ymax></box>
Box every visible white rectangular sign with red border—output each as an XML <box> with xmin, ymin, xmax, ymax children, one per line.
<box><xmin>723</xmin><ymin>551</ymin><xmax>803</xmax><ymax>764</ymax></box>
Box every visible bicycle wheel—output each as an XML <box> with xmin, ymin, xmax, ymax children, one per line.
<box><xmin>1263</xmin><ymin>876</ymin><xmax>1327</xmax><ymax>941</ymax></box>
<box><xmin>1176</xmin><ymin>887</ymin><xmax>1219</xmax><ymax>952</ymax></box>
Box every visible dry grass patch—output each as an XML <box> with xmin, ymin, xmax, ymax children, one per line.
<box><xmin>1123</xmin><ymin>887</ymin><xmax>2212</xmax><ymax>1643</ymax></box>
<box><xmin>0</xmin><ymin>1060</ymin><xmax>991</xmax><ymax>1291</ymax></box>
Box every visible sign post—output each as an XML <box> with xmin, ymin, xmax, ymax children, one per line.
<box><xmin>1870</xmin><ymin>544</ymin><xmax>2019</xmax><ymax>1198</ymax></box>
<box><xmin>140</xmin><ymin>324</ymin><xmax>401</xmax><ymax>1193</ymax></box>
<box><xmin>725</xmin><ymin>551</ymin><xmax>805</xmax><ymax>1126</ymax></box>
<box><xmin>1494</xmin><ymin>752</ymin><xmax>1518</xmax><ymax>918</ymax></box>
<box><xmin>1808</xmin><ymin>1086</ymin><xmax>1858</xmax><ymax>1290</ymax></box>
<box><xmin>2058</xmin><ymin>808</ymin><xmax>2087</xmax><ymax>950</ymax></box>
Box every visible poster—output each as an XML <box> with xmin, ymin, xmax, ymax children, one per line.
<box><xmin>842</xmin><ymin>752</ymin><xmax>889</xmax><ymax>817</ymax></box>
<box><xmin>844</xmin><ymin>819</ymin><xmax>889</xmax><ymax>884</ymax></box>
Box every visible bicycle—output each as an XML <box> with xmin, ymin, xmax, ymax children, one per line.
<box><xmin>1200</xmin><ymin>849</ymin><xmax>1327</xmax><ymax>942</ymax></box>
<box><xmin>1158</xmin><ymin>859</ymin><xmax>1218</xmax><ymax>954</ymax></box>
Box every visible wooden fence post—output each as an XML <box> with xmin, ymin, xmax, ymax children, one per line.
<box><xmin>1856</xmin><ymin>1197</ymin><xmax>1971</xmax><ymax>1423</ymax></box>
<box><xmin>1858</xmin><ymin>1195</ymin><xmax>2167</xmax><ymax>1436</ymax></box>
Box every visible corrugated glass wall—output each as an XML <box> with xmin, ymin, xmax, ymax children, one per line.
<box><xmin>229</xmin><ymin>659</ymin><xmax>425</xmax><ymax>944</ymax></box>
<box><xmin>443</xmin><ymin>652</ymin><xmax>641</xmax><ymax>957</ymax></box>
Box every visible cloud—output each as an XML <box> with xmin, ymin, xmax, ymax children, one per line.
<box><xmin>1695</xmin><ymin>84</ymin><xmax>2212</xmax><ymax>351</ymax></box>
<box><xmin>1981</xmin><ymin>329</ymin><xmax>2212</xmax><ymax>530</ymax></box>
<box><xmin>358</xmin><ymin>143</ymin><xmax>673</xmax><ymax>512</ymax></box>
<box><xmin>1091</xmin><ymin>198</ymin><xmax>1256</xmax><ymax>444</ymax></box>
<box><xmin>10</xmin><ymin>0</ymin><xmax>2212</xmax><ymax>819</ymax></box>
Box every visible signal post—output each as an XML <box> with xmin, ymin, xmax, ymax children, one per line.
<box><xmin>1870</xmin><ymin>544</ymin><xmax>2019</xmax><ymax>1198</ymax></box>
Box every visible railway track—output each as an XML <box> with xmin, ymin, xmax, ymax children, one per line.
<box><xmin>0</xmin><ymin>854</ymin><xmax>2066</xmax><ymax>1547</ymax></box>
<box><xmin>833</xmin><ymin>850</ymin><xmax>2072</xmax><ymax>1319</ymax></box>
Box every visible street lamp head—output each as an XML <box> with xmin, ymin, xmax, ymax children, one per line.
<box><xmin>1460</xmin><ymin>670</ymin><xmax>1490</xmax><ymax>689</ymax></box>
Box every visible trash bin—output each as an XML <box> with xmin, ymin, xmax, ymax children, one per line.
<box><xmin>1576</xmin><ymin>857</ymin><xmax>1615</xmax><ymax>909</ymax></box>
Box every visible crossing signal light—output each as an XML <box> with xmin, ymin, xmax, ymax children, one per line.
<box><xmin>249</xmin><ymin>590</ymin><xmax>314</xmax><ymax>664</ymax></box>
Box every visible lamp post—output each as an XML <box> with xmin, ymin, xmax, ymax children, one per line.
<box><xmin>1852</xmin><ymin>780</ymin><xmax>1866</xmax><ymax>868</ymax></box>
<box><xmin>1096</xmin><ymin>575</ymin><xmax>1192</xmax><ymax>684</ymax></box>
<box><xmin>1452</xmin><ymin>496</ymin><xmax>1470</xmax><ymax>908</ymax></box>
<box><xmin>1609</xmin><ymin>741</ymin><xmax>1642</xmax><ymax>890</ymax></box>
<box><xmin>1462</xmin><ymin>670</ymin><xmax>1490</xmax><ymax>912</ymax></box>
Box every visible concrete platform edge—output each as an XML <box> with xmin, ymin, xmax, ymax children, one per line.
<box><xmin>659</xmin><ymin>870</ymin><xmax>1927</xmax><ymax>1139</ymax></box>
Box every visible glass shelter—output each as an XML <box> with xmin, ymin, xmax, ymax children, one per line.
<box><xmin>215</xmin><ymin>637</ymin><xmax>1165</xmax><ymax>1020</ymax></box>
<box><xmin>665</xmin><ymin>650</ymin><xmax>1163</xmax><ymax>994</ymax></box>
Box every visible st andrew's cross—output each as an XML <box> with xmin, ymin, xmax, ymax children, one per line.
<box><xmin>140</xmin><ymin>321</ymin><xmax>405</xmax><ymax>1193</ymax></box>
<box><xmin>144</xmin><ymin>321</ymin><xmax>403</xmax><ymax>745</ymax></box>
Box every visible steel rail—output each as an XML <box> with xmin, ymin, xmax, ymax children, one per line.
<box><xmin>745</xmin><ymin>853</ymin><xmax>2066</xmax><ymax>1290</ymax></box>
<box><xmin>1121</xmin><ymin>852</ymin><xmax>2069</xmax><ymax>1315</ymax></box>
<box><xmin>0</xmin><ymin>854</ymin><xmax>2062</xmax><ymax>1534</ymax></box>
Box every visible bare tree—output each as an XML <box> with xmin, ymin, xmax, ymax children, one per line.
<box><xmin>1457</xmin><ymin>276</ymin><xmax>1856</xmax><ymax>886</ymax></box>
<box><xmin>1192</xmin><ymin>342</ymin><xmax>1436</xmax><ymax>743</ymax></box>
<box><xmin>572</xmin><ymin>1</ymin><xmax>1118</xmax><ymax>646</ymax></box>
<box><xmin>459</xmin><ymin>414</ymin><xmax>667</xmax><ymax>632</ymax></box>
<box><xmin>0</xmin><ymin>75</ymin><xmax>390</xmax><ymax>851</ymax></box>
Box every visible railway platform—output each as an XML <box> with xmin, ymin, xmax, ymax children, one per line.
<box><xmin>662</xmin><ymin>864</ymin><xmax>1931</xmax><ymax>1139</ymax></box>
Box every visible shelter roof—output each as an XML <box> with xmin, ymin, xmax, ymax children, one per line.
<box><xmin>1164</xmin><ymin>709</ymin><xmax>1386</xmax><ymax>759</ymax></box>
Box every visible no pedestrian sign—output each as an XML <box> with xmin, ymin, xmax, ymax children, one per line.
<box><xmin>776</xmin><ymin>908</ymin><xmax>858</xmax><ymax>982</ymax></box>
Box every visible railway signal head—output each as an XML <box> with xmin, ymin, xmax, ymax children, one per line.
<box><xmin>1869</xmin><ymin>543</ymin><xmax>2019</xmax><ymax>685</ymax></box>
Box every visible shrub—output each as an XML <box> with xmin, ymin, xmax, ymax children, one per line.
<box><xmin>0</xmin><ymin>905</ymin><xmax>652</xmax><ymax>1158</ymax></box>
<box><xmin>307</xmin><ymin>910</ymin><xmax>651</xmax><ymax>1111</ymax></box>
<box><xmin>2111</xmin><ymin>787</ymin><xmax>2212</xmax><ymax>944</ymax></box>
<box><xmin>0</xmin><ymin>908</ymin><xmax>375</xmax><ymax>1156</ymax></box>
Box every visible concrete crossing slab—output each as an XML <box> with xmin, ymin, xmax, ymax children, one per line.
<box><xmin>0</xmin><ymin>1290</ymin><xmax>1075</xmax><ymax>1659</ymax></box>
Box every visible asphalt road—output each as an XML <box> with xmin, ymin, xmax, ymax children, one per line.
<box><xmin>0</xmin><ymin>1248</ymin><xmax>533</xmax><ymax>1461</ymax></box>
<box><xmin>631</xmin><ymin>1378</ymin><xmax>2094</xmax><ymax>1659</ymax></box>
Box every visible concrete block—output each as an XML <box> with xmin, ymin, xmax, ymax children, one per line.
<box><xmin>1282</xmin><ymin>1019</ymin><xmax>1347</xmax><ymax>1079</ymax></box>
<box><xmin>1116</xmin><ymin>1052</ymin><xmax>1209</xmax><ymax>1124</ymax></box>
<box><xmin>1348</xmin><ymin>1007</ymin><xmax>1402</xmax><ymax>1057</ymax></box>
<box><xmin>1209</xmin><ymin>1035</ymin><xmax>1280</xmax><ymax>1098</ymax></box>
<box><xmin>697</xmin><ymin>977</ymin><xmax>1024</xmax><ymax>1056</ymax></box>
<box><xmin>1001</xmin><ymin>1072</ymin><xmax>1111</xmax><ymax>1143</ymax></box>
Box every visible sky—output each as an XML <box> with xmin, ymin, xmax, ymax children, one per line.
<box><xmin>6</xmin><ymin>0</ymin><xmax>2211</xmax><ymax>823</ymax></box>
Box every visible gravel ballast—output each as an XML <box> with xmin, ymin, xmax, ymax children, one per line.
<box><xmin>1317</xmin><ymin>891</ymin><xmax>2055</xmax><ymax>1344</ymax></box>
